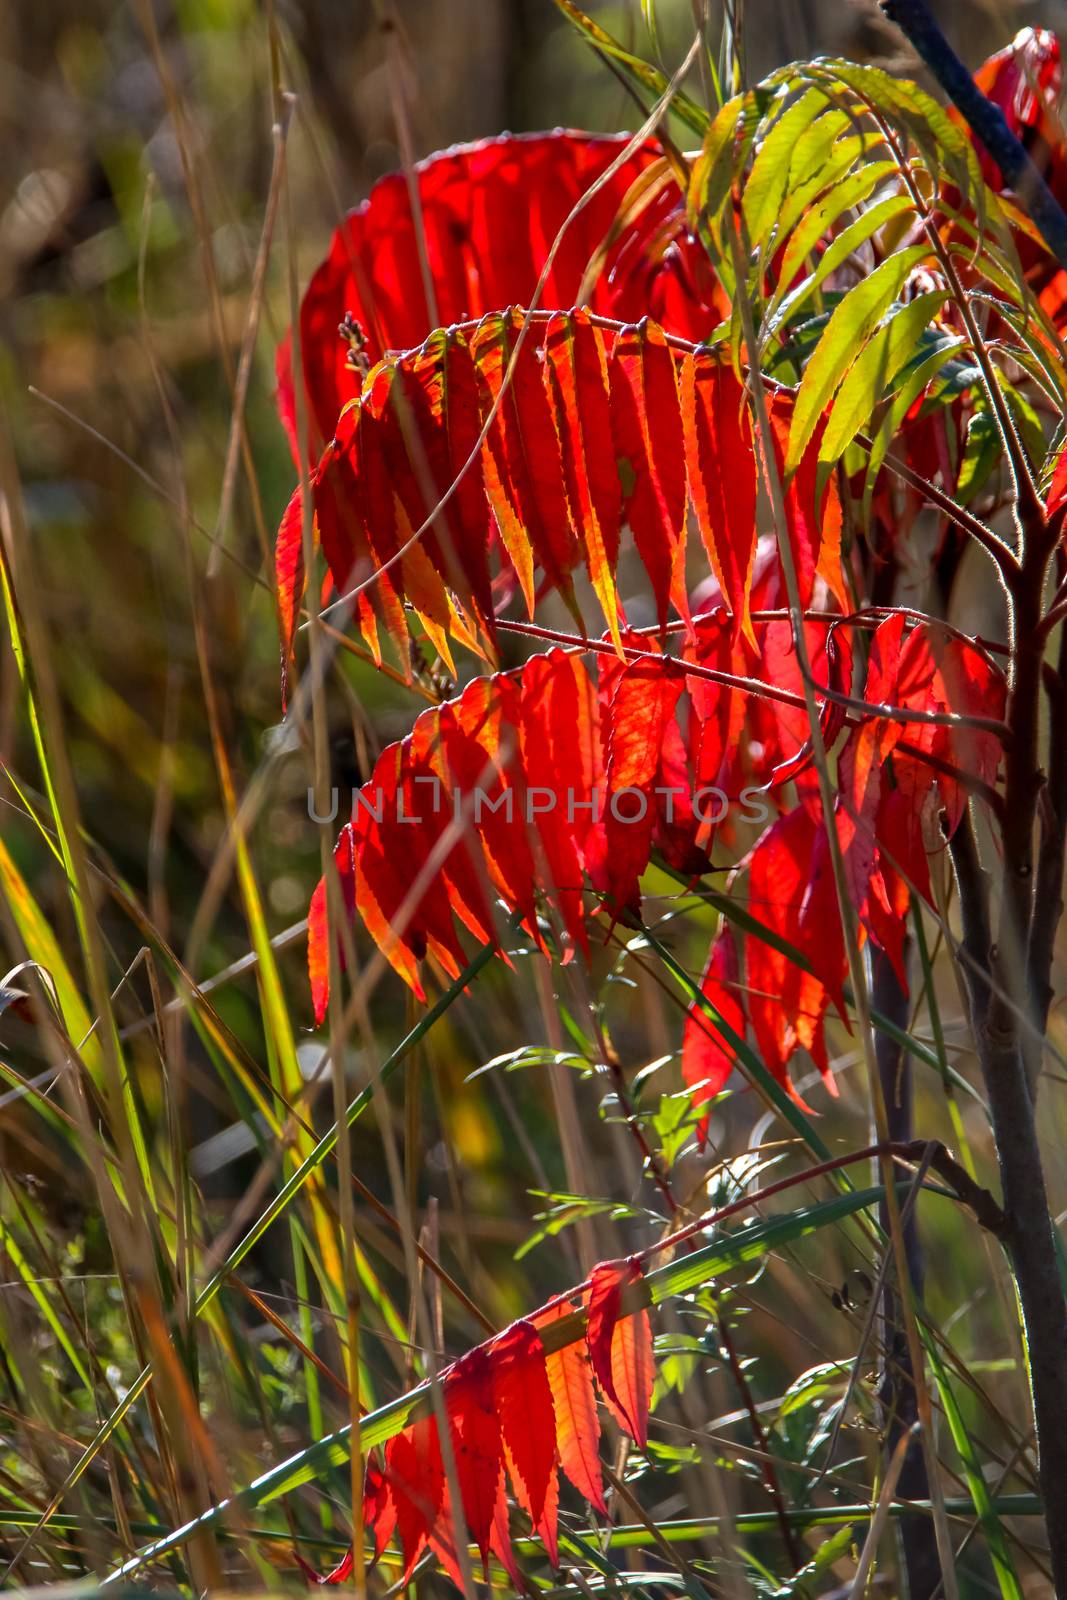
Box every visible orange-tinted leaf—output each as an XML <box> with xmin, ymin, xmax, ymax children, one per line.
<box><xmin>308</xmin><ymin>825</ymin><xmax>358</xmax><ymax>1026</ymax></box>
<box><xmin>275</xmin><ymin>478</ymin><xmax>311</xmax><ymax>702</ymax></box>
<box><xmin>542</xmin><ymin>310</ymin><xmax>623</xmax><ymax>647</ymax></box>
<box><xmin>610</xmin><ymin>320</ymin><xmax>689</xmax><ymax>636</ymax></box>
<box><xmin>473</xmin><ymin>309</ymin><xmax>578</xmax><ymax>612</ymax></box>
<box><xmin>681</xmin><ymin>352</ymin><xmax>758</xmax><ymax>644</ymax></box>
<box><xmin>586</xmin><ymin>1258</ymin><xmax>654</xmax><ymax>1447</ymax></box>
<box><xmin>312</xmin><ymin>407</ymin><xmax>407</xmax><ymax>669</ymax></box>
<box><xmin>535</xmin><ymin>1298</ymin><xmax>606</xmax><ymax>1514</ymax></box>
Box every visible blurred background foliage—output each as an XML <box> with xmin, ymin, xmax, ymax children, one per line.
<box><xmin>3</xmin><ymin>0</ymin><xmax>1067</xmax><ymax>1590</ymax></box>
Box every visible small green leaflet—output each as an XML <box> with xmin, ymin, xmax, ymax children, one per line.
<box><xmin>742</xmin><ymin>88</ymin><xmax>830</xmax><ymax>252</ymax></box>
<box><xmin>786</xmin><ymin>243</ymin><xmax>930</xmax><ymax>474</ymax></box>
<box><xmin>819</xmin><ymin>290</ymin><xmax>947</xmax><ymax>472</ymax></box>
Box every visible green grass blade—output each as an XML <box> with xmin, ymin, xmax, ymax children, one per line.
<box><xmin>15</xmin><ymin>939</ymin><xmax>497</xmax><ymax>1544</ymax></box>
<box><xmin>927</xmin><ymin>1339</ymin><xmax>1024</xmax><ymax>1598</ymax></box>
<box><xmin>101</xmin><ymin>1182</ymin><xmax>901</xmax><ymax>1580</ymax></box>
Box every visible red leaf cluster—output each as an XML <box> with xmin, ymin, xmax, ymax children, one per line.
<box><xmin>682</xmin><ymin>617</ymin><xmax>1006</xmax><ymax>1110</ymax></box>
<box><xmin>306</xmin><ymin>1259</ymin><xmax>653</xmax><ymax>1586</ymax></box>
<box><xmin>307</xmin><ymin>610</ymin><xmax>852</xmax><ymax>1024</ymax></box>
<box><xmin>275</xmin><ymin>312</ymin><xmax>846</xmax><ymax>687</ymax></box>
<box><xmin>277</xmin><ymin>131</ymin><xmax>722</xmax><ymax>466</ymax></box>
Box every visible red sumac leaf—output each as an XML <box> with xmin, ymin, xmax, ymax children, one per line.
<box><xmin>385</xmin><ymin>1414</ymin><xmax>444</xmax><ymax>1582</ymax></box>
<box><xmin>518</xmin><ymin>651</ymin><xmax>596</xmax><ymax>961</ymax></box>
<box><xmin>312</xmin><ymin>407</ymin><xmax>407</xmax><ymax>670</ymax></box>
<box><xmin>472</xmin><ymin>308</ymin><xmax>582</xmax><ymax>612</ymax></box>
<box><xmin>835</xmin><ymin>615</ymin><xmax>909</xmax><ymax>918</ymax></box>
<box><xmin>745</xmin><ymin>806</ymin><xmax>838</xmax><ymax>1100</ymax></box>
<box><xmin>542</xmin><ymin>309</ymin><xmax>624</xmax><ymax>648</ymax></box>
<box><xmin>682</xmin><ymin>927</ymin><xmax>743</xmax><ymax>1144</ymax></box>
<box><xmin>281</xmin><ymin>132</ymin><xmax>712</xmax><ymax>463</ymax></box>
<box><xmin>604</xmin><ymin>659</ymin><xmax>684</xmax><ymax>913</ymax></box>
<box><xmin>296</xmin><ymin>1547</ymin><xmax>354</xmax><ymax>1586</ymax></box>
<box><xmin>768</xmin><ymin>399</ymin><xmax>847</xmax><ymax>610</ymax></box>
<box><xmin>610</xmin><ymin>319</ymin><xmax>689</xmax><ymax>636</ymax></box>
<box><xmin>1048</xmin><ymin>435</ymin><xmax>1067</xmax><ymax>519</ymax></box>
<box><xmin>534</xmin><ymin>1298</ymin><xmax>606</xmax><ymax>1514</ymax></box>
<box><xmin>963</xmin><ymin>27</ymin><xmax>1063</xmax><ymax>192</ymax></box>
<box><xmin>489</xmin><ymin>1319</ymin><xmax>559</xmax><ymax>1566</ymax></box>
<box><xmin>489</xmin><ymin>1474</ymin><xmax>525</xmax><ymax>1588</ymax></box>
<box><xmin>364</xmin><ymin>1449</ymin><xmax>397</xmax><ymax>1564</ymax></box>
<box><xmin>275</xmin><ymin>478</ymin><xmax>311</xmax><ymax>701</ymax></box>
<box><xmin>308</xmin><ymin>825</ymin><xmax>358</xmax><ymax>1026</ymax></box>
<box><xmin>681</xmin><ymin>352</ymin><xmax>758</xmax><ymax>645</ymax></box>
<box><xmin>586</xmin><ymin>1258</ymin><xmax>654</xmax><ymax>1447</ymax></box>
<box><xmin>445</xmin><ymin>1345</ymin><xmax>503</xmax><ymax>1572</ymax></box>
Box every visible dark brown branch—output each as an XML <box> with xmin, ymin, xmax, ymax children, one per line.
<box><xmin>946</xmin><ymin>472</ymin><xmax>1067</xmax><ymax>1590</ymax></box>
<box><xmin>1025</xmin><ymin>616</ymin><xmax>1067</xmax><ymax>1091</ymax></box>
<box><xmin>880</xmin><ymin>0</ymin><xmax>1067</xmax><ymax>270</ymax></box>
<box><xmin>946</xmin><ymin>809</ymin><xmax>994</xmax><ymax>1025</ymax></box>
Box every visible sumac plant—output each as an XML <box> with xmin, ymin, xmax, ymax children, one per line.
<box><xmin>121</xmin><ymin>12</ymin><xmax>1067</xmax><ymax>1598</ymax></box>
<box><xmin>256</xmin><ymin>16</ymin><xmax>1067</xmax><ymax>1596</ymax></box>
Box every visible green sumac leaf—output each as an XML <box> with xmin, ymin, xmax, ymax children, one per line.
<box><xmin>646</xmin><ymin>1187</ymin><xmax>893</xmax><ymax>1301</ymax></box>
<box><xmin>819</xmin><ymin>289</ymin><xmax>945</xmax><ymax>469</ymax></box>
<box><xmin>773</xmin><ymin>161</ymin><xmax>900</xmax><ymax>302</ymax></box>
<box><xmin>688</xmin><ymin>92</ymin><xmax>747</xmax><ymax>231</ymax></box>
<box><xmin>771</xmin><ymin>133</ymin><xmax>886</xmax><ymax>269</ymax></box>
<box><xmin>786</xmin><ymin>243</ymin><xmax>929</xmax><ymax>474</ymax></box>
<box><xmin>860</xmin><ymin>337</ymin><xmax>967</xmax><ymax>522</ymax></box>
<box><xmin>957</xmin><ymin>407</ymin><xmax>1001</xmax><ymax>506</ymax></box>
<box><xmin>966</xmin><ymin>291</ymin><xmax>1067</xmax><ymax>409</ymax></box>
<box><xmin>1003</xmin><ymin>377</ymin><xmax>1045</xmax><ymax>462</ymax></box>
<box><xmin>743</xmin><ymin>87</ymin><xmax>829</xmax><ymax>251</ymax></box>
<box><xmin>816</xmin><ymin>59</ymin><xmax>983</xmax><ymax>222</ymax></box>
<box><xmin>778</xmin><ymin>1361</ymin><xmax>845</xmax><ymax>1420</ymax></box>
<box><xmin>763</xmin><ymin>193</ymin><xmax>914</xmax><ymax>347</ymax></box>
<box><xmin>785</xmin><ymin>105</ymin><xmax>855</xmax><ymax>192</ymax></box>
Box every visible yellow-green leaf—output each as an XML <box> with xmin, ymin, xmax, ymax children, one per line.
<box><xmin>820</xmin><ymin>289</ymin><xmax>945</xmax><ymax>467</ymax></box>
<box><xmin>786</xmin><ymin>243</ymin><xmax>929</xmax><ymax>475</ymax></box>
